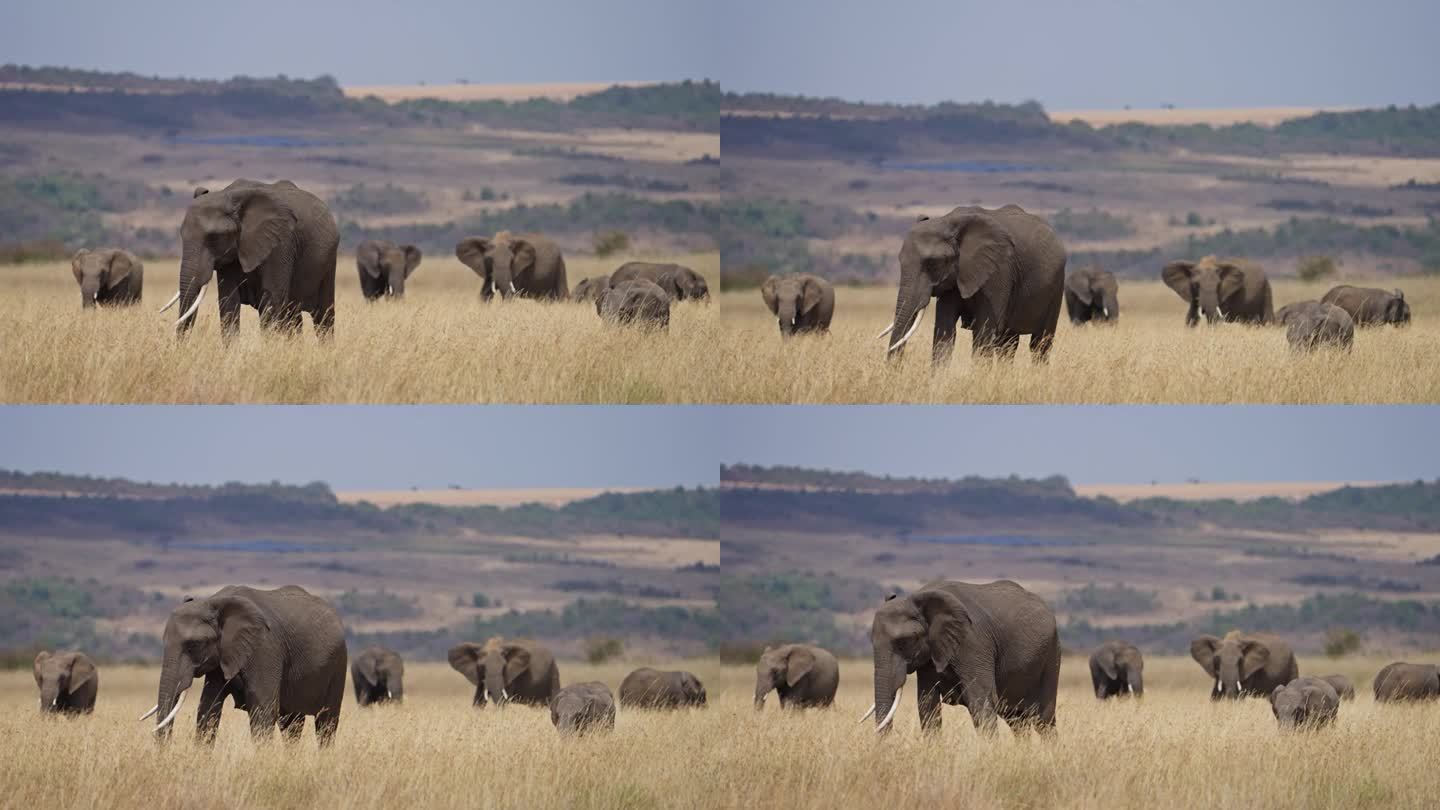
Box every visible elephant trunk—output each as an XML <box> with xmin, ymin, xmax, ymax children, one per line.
<box><xmin>777</xmin><ymin>299</ymin><xmax>798</xmax><ymax>337</ymax></box>
<box><xmin>886</xmin><ymin>272</ymin><xmax>931</xmax><ymax>358</ymax></box>
<box><xmin>1126</xmin><ymin>668</ymin><xmax>1143</xmax><ymax>697</ymax></box>
<box><xmin>1198</xmin><ymin>285</ymin><xmax>1222</xmax><ymax>325</ymax></box>
<box><xmin>491</xmin><ymin>263</ymin><xmax>514</xmax><ymax>300</ymax></box>
<box><xmin>80</xmin><ymin>279</ymin><xmax>101</xmax><ymax>309</ymax></box>
<box><xmin>153</xmin><ymin>653</ymin><xmax>192</xmax><ymax>740</ymax></box>
<box><xmin>872</xmin><ymin>646</ymin><xmax>906</xmax><ymax>733</ymax></box>
<box><xmin>387</xmin><ymin>268</ymin><xmax>405</xmax><ymax>298</ymax></box>
<box><xmin>1101</xmin><ymin>288</ymin><xmax>1119</xmax><ymax>322</ymax></box>
<box><xmin>175</xmin><ymin>243</ymin><xmax>215</xmax><ymax>334</ymax></box>
<box><xmin>485</xmin><ymin>667</ymin><xmax>508</xmax><ymax>707</ymax></box>
<box><xmin>39</xmin><ymin>681</ymin><xmax>61</xmax><ymax>712</ymax></box>
<box><xmin>754</xmin><ymin>677</ymin><xmax>772</xmax><ymax>711</ymax></box>
<box><xmin>387</xmin><ymin>675</ymin><xmax>403</xmax><ymax>702</ymax></box>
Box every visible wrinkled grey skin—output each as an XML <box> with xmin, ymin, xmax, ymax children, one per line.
<box><xmin>1321</xmin><ymin>285</ymin><xmax>1411</xmax><ymax>327</ymax></box>
<box><xmin>619</xmin><ymin>667</ymin><xmax>707</xmax><ymax>709</ymax></box>
<box><xmin>571</xmin><ymin>275</ymin><xmax>612</xmax><ymax>304</ymax></box>
<box><xmin>1270</xmin><ymin>677</ymin><xmax>1340</xmax><ymax>730</ymax></box>
<box><xmin>1064</xmin><ymin>265</ymin><xmax>1118</xmax><ymax>325</ymax></box>
<box><xmin>351</xmin><ymin>646</ymin><xmax>404</xmax><ymax>706</ymax></box>
<box><xmin>1282</xmin><ymin>301</ymin><xmax>1354</xmax><ymax>351</ymax></box>
<box><xmin>597</xmin><ymin>279</ymin><xmax>671</xmax><ymax>329</ymax></box>
<box><xmin>71</xmin><ymin>248</ymin><xmax>142</xmax><ymax>309</ymax></box>
<box><xmin>610</xmin><ymin>261</ymin><xmax>709</xmax><ymax>302</ymax></box>
<box><xmin>176</xmin><ymin>180</ymin><xmax>338</xmax><ymax>340</ymax></box>
<box><xmin>1089</xmin><ymin>640</ymin><xmax>1143</xmax><ymax>699</ymax></box>
<box><xmin>455</xmin><ymin>232</ymin><xmax>568</xmax><ymax>300</ymax></box>
<box><xmin>34</xmin><ymin>651</ymin><xmax>98</xmax><ymax>715</ymax></box>
<box><xmin>1161</xmin><ymin>256</ymin><xmax>1274</xmax><ymax>326</ymax></box>
<box><xmin>885</xmin><ymin>205</ymin><xmax>1065</xmax><ymax>365</ymax></box>
<box><xmin>155</xmin><ymin>585</ymin><xmax>347</xmax><ymax>746</ymax></box>
<box><xmin>550</xmin><ymin>681</ymin><xmax>615</xmax><ymax>735</ymax></box>
<box><xmin>448</xmin><ymin>638</ymin><xmax>560</xmax><ymax>708</ymax></box>
<box><xmin>1373</xmin><ymin>662</ymin><xmax>1440</xmax><ymax>702</ymax></box>
<box><xmin>1190</xmin><ymin>630</ymin><xmax>1298</xmax><ymax>700</ymax></box>
<box><xmin>356</xmin><ymin>240</ymin><xmax>421</xmax><ymax>300</ymax></box>
<box><xmin>762</xmin><ymin>273</ymin><xmax>835</xmax><ymax>337</ymax></box>
<box><xmin>870</xmin><ymin>581</ymin><xmax>1060</xmax><ymax>735</ymax></box>
<box><xmin>1318</xmin><ymin>673</ymin><xmax>1356</xmax><ymax>701</ymax></box>
<box><xmin>754</xmin><ymin>644</ymin><xmax>839</xmax><ymax>710</ymax></box>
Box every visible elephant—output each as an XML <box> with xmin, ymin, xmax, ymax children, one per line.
<box><xmin>144</xmin><ymin>585</ymin><xmax>347</xmax><ymax>746</ymax></box>
<box><xmin>1269</xmin><ymin>677</ymin><xmax>1340</xmax><ymax>730</ymax></box>
<box><xmin>1318</xmin><ymin>673</ymin><xmax>1356</xmax><ymax>701</ymax></box>
<box><xmin>610</xmin><ymin>261</ymin><xmax>709</xmax><ymax>302</ymax></box>
<box><xmin>550</xmin><ymin>681</ymin><xmax>616</xmax><ymax>735</ymax></box>
<box><xmin>1161</xmin><ymin>256</ymin><xmax>1274</xmax><ymax>326</ymax></box>
<box><xmin>162</xmin><ymin>180</ymin><xmax>338</xmax><ymax>340</ymax></box>
<box><xmin>865</xmin><ymin>580</ymin><xmax>1060</xmax><ymax>735</ymax></box>
<box><xmin>754</xmin><ymin>644</ymin><xmax>839</xmax><ymax>711</ymax></box>
<box><xmin>597</xmin><ymin>279</ymin><xmax>671</xmax><ymax>329</ymax></box>
<box><xmin>1189</xmin><ymin>630</ymin><xmax>1298</xmax><ymax>700</ymax></box>
<box><xmin>1321</xmin><ymin>285</ymin><xmax>1411</xmax><ymax>327</ymax></box>
<box><xmin>1373</xmin><ymin>662</ymin><xmax>1440</xmax><ymax>702</ymax></box>
<box><xmin>71</xmin><ymin>248</ymin><xmax>142</xmax><ymax>309</ymax></box>
<box><xmin>761</xmin><ymin>273</ymin><xmax>835</xmax><ymax>337</ymax></box>
<box><xmin>1064</xmin><ymin>265</ymin><xmax>1118</xmax><ymax>325</ymax></box>
<box><xmin>1282</xmin><ymin>301</ymin><xmax>1354</xmax><ymax>351</ymax></box>
<box><xmin>455</xmin><ymin>232</ymin><xmax>568</xmax><ymax>301</ymax></box>
<box><xmin>620</xmin><ymin>667</ymin><xmax>707</xmax><ymax>709</ymax></box>
<box><xmin>34</xmin><ymin>650</ymin><xmax>98</xmax><ymax>715</ymax></box>
<box><xmin>356</xmin><ymin>240</ymin><xmax>422</xmax><ymax>300</ymax></box>
<box><xmin>1089</xmin><ymin>640</ymin><xmax>1144</xmax><ymax>699</ymax></box>
<box><xmin>571</xmin><ymin>275</ymin><xmax>612</xmax><ymax>304</ymax></box>
<box><xmin>881</xmin><ymin>205</ymin><xmax>1065</xmax><ymax>365</ymax></box>
<box><xmin>447</xmin><ymin>638</ymin><xmax>560</xmax><ymax>707</ymax></box>
<box><xmin>351</xmin><ymin>645</ymin><xmax>404</xmax><ymax>706</ymax></box>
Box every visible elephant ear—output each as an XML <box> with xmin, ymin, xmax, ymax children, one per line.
<box><xmin>402</xmin><ymin>245</ymin><xmax>423</xmax><ymax>277</ymax></box>
<box><xmin>1238</xmin><ymin>639</ymin><xmax>1271</xmax><ymax>681</ymax></box>
<box><xmin>800</xmin><ymin>276</ymin><xmax>824</xmax><ymax>315</ymax></box>
<box><xmin>356</xmin><ymin>654</ymin><xmax>380</xmax><ymax>688</ymax></box>
<box><xmin>681</xmin><ymin>672</ymin><xmax>704</xmax><ymax>696</ymax></box>
<box><xmin>1270</xmin><ymin>685</ymin><xmax>1284</xmax><ymax>707</ymax></box>
<box><xmin>1095</xmin><ymin>647</ymin><xmax>1119</xmax><ymax>681</ymax></box>
<box><xmin>455</xmin><ymin>238</ymin><xmax>491</xmax><ymax>276</ymax></box>
<box><xmin>67</xmin><ymin>653</ymin><xmax>96</xmax><ymax>692</ymax></box>
<box><xmin>911</xmin><ymin>589</ymin><xmax>969</xmax><ymax>673</ymax></box>
<box><xmin>447</xmin><ymin>643</ymin><xmax>484</xmax><ymax>685</ymax></box>
<box><xmin>1216</xmin><ymin>262</ymin><xmax>1247</xmax><ymax>303</ymax></box>
<box><xmin>214</xmin><ymin>595</ymin><xmax>269</xmax><ymax>681</ymax></box>
<box><xmin>500</xmin><ymin>645</ymin><xmax>532</xmax><ymax>686</ymax></box>
<box><xmin>1189</xmin><ymin>636</ymin><xmax>1221</xmax><ymax>677</ymax></box>
<box><xmin>70</xmin><ymin>250</ymin><xmax>88</xmax><ymax>284</ymax></box>
<box><xmin>1161</xmin><ymin>262</ymin><xmax>1197</xmax><ymax>301</ymax></box>
<box><xmin>760</xmin><ymin>276</ymin><xmax>781</xmax><ymax>315</ymax></box>
<box><xmin>193</xmin><ymin>187</ymin><xmax>210</xmax><ymax>198</ymax></box>
<box><xmin>33</xmin><ymin>651</ymin><xmax>50</xmax><ymax>686</ymax></box>
<box><xmin>509</xmin><ymin>239</ymin><xmax>537</xmax><ymax>275</ymax></box>
<box><xmin>357</xmin><ymin>241</ymin><xmax>383</xmax><ymax>278</ymax></box>
<box><xmin>784</xmin><ymin>647</ymin><xmax>816</xmax><ymax>687</ymax></box>
<box><xmin>1069</xmin><ymin>273</ymin><xmax>1094</xmax><ymax>306</ymax></box>
<box><xmin>236</xmin><ymin>191</ymin><xmax>295</xmax><ymax>274</ymax></box>
<box><xmin>104</xmin><ymin>250</ymin><xmax>137</xmax><ymax>289</ymax></box>
<box><xmin>947</xmin><ymin>213</ymin><xmax>1016</xmax><ymax>299</ymax></box>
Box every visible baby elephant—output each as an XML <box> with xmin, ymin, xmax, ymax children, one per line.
<box><xmin>1317</xmin><ymin>673</ymin><xmax>1356</xmax><ymax>701</ymax></box>
<box><xmin>1322</xmin><ymin>285</ymin><xmax>1410</xmax><ymax>327</ymax></box>
<box><xmin>71</xmin><ymin>248</ymin><xmax>143</xmax><ymax>309</ymax></box>
<box><xmin>619</xmin><ymin>667</ymin><xmax>707</xmax><ymax>709</ymax></box>
<box><xmin>598</xmin><ymin>279</ymin><xmax>671</xmax><ymax>329</ymax></box>
<box><xmin>34</xmin><ymin>650</ymin><xmax>98</xmax><ymax>715</ymax></box>
<box><xmin>761</xmin><ymin>273</ymin><xmax>835</xmax><ymax>337</ymax></box>
<box><xmin>755</xmin><ymin>643</ymin><xmax>839</xmax><ymax>710</ymax></box>
<box><xmin>571</xmin><ymin>276</ymin><xmax>612</xmax><ymax>304</ymax></box>
<box><xmin>1064</xmin><ymin>265</ymin><xmax>1119</xmax><ymax>325</ymax></box>
<box><xmin>1282</xmin><ymin>301</ymin><xmax>1354</xmax><ymax>351</ymax></box>
<box><xmin>1089</xmin><ymin>640</ymin><xmax>1144</xmax><ymax>698</ymax></box>
<box><xmin>356</xmin><ymin>240</ymin><xmax>422</xmax><ymax>299</ymax></box>
<box><xmin>550</xmin><ymin>681</ymin><xmax>616</xmax><ymax>735</ymax></box>
<box><xmin>1374</xmin><ymin>662</ymin><xmax>1440</xmax><ymax>702</ymax></box>
<box><xmin>1270</xmin><ymin>677</ymin><xmax>1340</xmax><ymax>730</ymax></box>
<box><xmin>351</xmin><ymin>645</ymin><xmax>404</xmax><ymax>706</ymax></box>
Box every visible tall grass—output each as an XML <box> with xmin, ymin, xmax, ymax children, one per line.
<box><xmin>0</xmin><ymin>253</ymin><xmax>718</xmax><ymax>403</ymax></box>
<box><xmin>717</xmin><ymin>278</ymin><xmax>1440</xmax><ymax>403</ymax></box>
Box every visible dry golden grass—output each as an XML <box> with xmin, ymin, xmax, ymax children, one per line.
<box><xmin>0</xmin><ymin>660</ymin><xmax>721</xmax><ymax>810</ymax></box>
<box><xmin>718</xmin><ymin>278</ymin><xmax>1440</xmax><ymax>403</ymax></box>
<box><xmin>0</xmin><ymin>253</ymin><xmax>717</xmax><ymax>403</ymax></box>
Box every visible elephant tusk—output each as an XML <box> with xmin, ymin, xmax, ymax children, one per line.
<box><xmin>154</xmin><ymin>689</ymin><xmax>188</xmax><ymax>731</ymax></box>
<box><xmin>138</xmin><ymin>704</ymin><xmax>159</xmax><ymax>721</ymax></box>
<box><xmin>875</xmin><ymin>323</ymin><xmax>894</xmax><ymax>340</ymax></box>
<box><xmin>1127</xmin><ymin>684</ymin><xmax>1134</xmax><ymax>694</ymax></box>
<box><xmin>858</xmin><ymin>703</ymin><xmax>875</xmax><ymax>723</ymax></box>
<box><xmin>387</xmin><ymin>690</ymin><xmax>392</xmax><ymax>699</ymax></box>
<box><xmin>158</xmin><ymin>290</ymin><xmax>181</xmax><ymax>313</ymax></box>
<box><xmin>500</xmin><ymin>689</ymin><xmax>509</xmax><ymax>702</ymax></box>
<box><xmin>1215</xmin><ymin>678</ymin><xmax>1222</xmax><ymax>693</ymax></box>
<box><xmin>887</xmin><ymin>307</ymin><xmax>926</xmax><ymax>353</ymax></box>
<box><xmin>1103</xmin><ymin>308</ymin><xmax>1110</xmax><ymax>318</ymax></box>
<box><xmin>1235</xmin><ymin>681</ymin><xmax>1242</xmax><ymax>693</ymax></box>
<box><xmin>876</xmin><ymin>687</ymin><xmax>902</xmax><ymax>733</ymax></box>
<box><xmin>509</xmin><ymin>282</ymin><xmax>517</xmax><ymax>294</ymax></box>
<box><xmin>174</xmin><ymin>285</ymin><xmax>206</xmax><ymax>327</ymax></box>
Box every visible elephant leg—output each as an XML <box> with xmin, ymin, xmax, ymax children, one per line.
<box><xmin>1030</xmin><ymin>308</ymin><xmax>1059</xmax><ymax>362</ymax></box>
<box><xmin>278</xmin><ymin>712</ymin><xmax>305</xmax><ymax>742</ymax></box>
<box><xmin>931</xmin><ymin>291</ymin><xmax>962</xmax><ymax>367</ymax></box>
<box><xmin>216</xmin><ymin>271</ymin><xmax>244</xmax><ymax>342</ymax></box>
<box><xmin>247</xmin><ymin>705</ymin><xmax>278</xmax><ymax>741</ymax></box>
<box><xmin>313</xmin><ymin>269</ymin><xmax>336</xmax><ymax>341</ymax></box>
<box><xmin>916</xmin><ymin>667</ymin><xmax>943</xmax><ymax>733</ymax></box>
<box><xmin>195</xmin><ymin>675</ymin><xmax>227</xmax><ymax>745</ymax></box>
<box><xmin>314</xmin><ymin>671</ymin><xmax>344</xmax><ymax>748</ymax></box>
<box><xmin>985</xmin><ymin>331</ymin><xmax>1020</xmax><ymax>361</ymax></box>
<box><xmin>473</xmin><ymin>682</ymin><xmax>487</xmax><ymax>708</ymax></box>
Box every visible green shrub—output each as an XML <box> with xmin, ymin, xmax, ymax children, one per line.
<box><xmin>585</xmin><ymin>636</ymin><xmax>624</xmax><ymax>664</ymax></box>
<box><xmin>593</xmin><ymin>230</ymin><xmax>631</xmax><ymax>257</ymax></box>
<box><xmin>1324</xmin><ymin>627</ymin><xmax>1362</xmax><ymax>657</ymax></box>
<box><xmin>1061</xmin><ymin>583</ymin><xmax>1159</xmax><ymax>615</ymax></box>
<box><xmin>471</xmin><ymin>592</ymin><xmax>492</xmax><ymax>609</ymax></box>
<box><xmin>1297</xmin><ymin>255</ymin><xmax>1340</xmax><ymax>281</ymax></box>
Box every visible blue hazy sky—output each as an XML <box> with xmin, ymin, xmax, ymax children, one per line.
<box><xmin>4</xmin><ymin>0</ymin><xmax>721</xmax><ymax>85</ymax></box>
<box><xmin>0</xmin><ymin>407</ymin><xmax>719</xmax><ymax>489</ymax></box>
<box><xmin>719</xmin><ymin>0</ymin><xmax>1440</xmax><ymax>108</ymax></box>
<box><xmin>722</xmin><ymin>407</ymin><xmax>1440</xmax><ymax>485</ymax></box>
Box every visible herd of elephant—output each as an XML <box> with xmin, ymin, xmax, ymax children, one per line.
<box><xmin>66</xmin><ymin>178</ymin><xmax>710</xmax><ymax>335</ymax></box>
<box><xmin>762</xmin><ymin>205</ymin><xmax>1412</xmax><ymax>357</ymax></box>
<box><xmin>30</xmin><ymin>585</ymin><xmax>705</xmax><ymax>741</ymax></box>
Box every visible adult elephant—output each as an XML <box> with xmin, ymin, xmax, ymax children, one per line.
<box><xmin>71</xmin><ymin>248</ymin><xmax>142</xmax><ymax>309</ymax></box>
<box><xmin>1321</xmin><ymin>285</ymin><xmax>1411</xmax><ymax>327</ymax></box>
<box><xmin>34</xmin><ymin>650</ymin><xmax>98</xmax><ymax>715</ymax></box>
<box><xmin>754</xmin><ymin>644</ymin><xmax>839</xmax><ymax>710</ymax></box>
<box><xmin>356</xmin><ymin>240</ymin><xmax>422</xmax><ymax>300</ymax></box>
<box><xmin>598</xmin><ymin>279</ymin><xmax>670</xmax><ymax>329</ymax></box>
<box><xmin>610</xmin><ymin>261</ymin><xmax>709</xmax><ymax>302</ymax></box>
<box><xmin>1373</xmin><ymin>662</ymin><xmax>1440</xmax><ymax>702</ymax></box>
<box><xmin>1089</xmin><ymin>640</ymin><xmax>1143</xmax><ymax>698</ymax></box>
<box><xmin>880</xmin><ymin>206</ymin><xmax>1065</xmax><ymax>364</ymax></box>
<box><xmin>142</xmin><ymin>586</ymin><xmax>347</xmax><ymax>746</ymax></box>
<box><xmin>1190</xmin><ymin>630</ymin><xmax>1298</xmax><ymax>699</ymax></box>
<box><xmin>1318</xmin><ymin>673</ymin><xmax>1356</xmax><ymax>701</ymax></box>
<box><xmin>161</xmin><ymin>181</ymin><xmax>338</xmax><ymax>339</ymax></box>
<box><xmin>1064</xmin><ymin>265</ymin><xmax>1118</xmax><ymax>325</ymax></box>
<box><xmin>351</xmin><ymin>645</ymin><xmax>405</xmax><ymax>706</ymax></box>
<box><xmin>550</xmin><ymin>681</ymin><xmax>615</xmax><ymax>735</ymax></box>
<box><xmin>571</xmin><ymin>276</ymin><xmax>612</xmax><ymax>304</ymax></box>
<box><xmin>761</xmin><ymin>273</ymin><xmax>834</xmax><ymax>337</ymax></box>
<box><xmin>1282</xmin><ymin>301</ymin><xmax>1354</xmax><ymax>351</ymax></box>
<box><xmin>1161</xmin><ymin>256</ymin><xmax>1273</xmax><ymax>326</ymax></box>
<box><xmin>865</xmin><ymin>580</ymin><xmax>1060</xmax><ymax>735</ymax></box>
<box><xmin>619</xmin><ymin>667</ymin><xmax>707</xmax><ymax>709</ymax></box>
<box><xmin>447</xmin><ymin>638</ymin><xmax>560</xmax><ymax>707</ymax></box>
<box><xmin>1270</xmin><ymin>677</ymin><xmax>1340</xmax><ymax>729</ymax></box>
<box><xmin>455</xmin><ymin>232</ymin><xmax>568</xmax><ymax>301</ymax></box>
